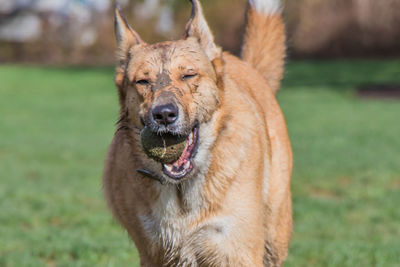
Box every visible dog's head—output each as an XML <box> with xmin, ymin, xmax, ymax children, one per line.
<box><xmin>114</xmin><ymin>1</ymin><xmax>224</xmax><ymax>182</ymax></box>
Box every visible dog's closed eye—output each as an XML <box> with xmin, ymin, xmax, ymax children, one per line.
<box><xmin>136</xmin><ymin>79</ymin><xmax>150</xmax><ymax>85</ymax></box>
<box><xmin>181</xmin><ymin>74</ymin><xmax>198</xmax><ymax>81</ymax></box>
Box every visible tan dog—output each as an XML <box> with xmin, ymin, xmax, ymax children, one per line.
<box><xmin>103</xmin><ymin>0</ymin><xmax>292</xmax><ymax>266</ymax></box>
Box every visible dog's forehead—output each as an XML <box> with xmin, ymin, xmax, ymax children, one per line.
<box><xmin>127</xmin><ymin>40</ymin><xmax>212</xmax><ymax>83</ymax></box>
<box><xmin>134</xmin><ymin>40</ymin><xmax>205</xmax><ymax>67</ymax></box>
<box><xmin>156</xmin><ymin>41</ymin><xmax>205</xmax><ymax>66</ymax></box>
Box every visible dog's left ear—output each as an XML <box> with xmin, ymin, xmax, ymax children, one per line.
<box><xmin>183</xmin><ymin>0</ymin><xmax>221</xmax><ymax>61</ymax></box>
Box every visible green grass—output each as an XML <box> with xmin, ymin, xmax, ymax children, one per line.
<box><xmin>0</xmin><ymin>60</ymin><xmax>399</xmax><ymax>266</ymax></box>
<box><xmin>280</xmin><ymin>61</ymin><xmax>400</xmax><ymax>267</ymax></box>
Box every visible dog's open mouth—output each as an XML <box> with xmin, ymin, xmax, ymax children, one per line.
<box><xmin>162</xmin><ymin>125</ymin><xmax>199</xmax><ymax>179</ymax></box>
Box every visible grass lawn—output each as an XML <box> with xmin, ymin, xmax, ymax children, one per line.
<box><xmin>0</xmin><ymin>60</ymin><xmax>399</xmax><ymax>266</ymax></box>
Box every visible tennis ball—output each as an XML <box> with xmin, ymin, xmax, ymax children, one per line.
<box><xmin>140</xmin><ymin>127</ymin><xmax>187</xmax><ymax>163</ymax></box>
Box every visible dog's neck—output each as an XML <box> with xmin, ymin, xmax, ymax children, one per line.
<box><xmin>154</xmin><ymin>108</ymin><xmax>225</xmax><ymax>211</ymax></box>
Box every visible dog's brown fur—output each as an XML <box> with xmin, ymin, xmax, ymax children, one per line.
<box><xmin>103</xmin><ymin>0</ymin><xmax>292</xmax><ymax>266</ymax></box>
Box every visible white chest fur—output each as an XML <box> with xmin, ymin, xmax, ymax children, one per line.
<box><xmin>138</xmin><ymin>177</ymin><xmax>207</xmax><ymax>263</ymax></box>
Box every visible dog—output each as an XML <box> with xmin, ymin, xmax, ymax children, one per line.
<box><xmin>103</xmin><ymin>0</ymin><xmax>292</xmax><ymax>266</ymax></box>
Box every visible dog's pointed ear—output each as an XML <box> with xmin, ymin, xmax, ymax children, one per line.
<box><xmin>114</xmin><ymin>5</ymin><xmax>144</xmax><ymax>59</ymax></box>
<box><xmin>183</xmin><ymin>0</ymin><xmax>221</xmax><ymax>61</ymax></box>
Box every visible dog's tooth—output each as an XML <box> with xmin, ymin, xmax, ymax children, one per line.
<box><xmin>188</xmin><ymin>132</ymin><xmax>193</xmax><ymax>145</ymax></box>
<box><xmin>184</xmin><ymin>161</ymin><xmax>191</xmax><ymax>169</ymax></box>
<box><xmin>164</xmin><ymin>164</ymin><xmax>173</xmax><ymax>172</ymax></box>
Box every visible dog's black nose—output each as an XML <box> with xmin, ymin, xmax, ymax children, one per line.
<box><xmin>152</xmin><ymin>104</ymin><xmax>178</xmax><ymax>125</ymax></box>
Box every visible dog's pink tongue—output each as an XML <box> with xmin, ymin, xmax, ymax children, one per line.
<box><xmin>166</xmin><ymin>136</ymin><xmax>190</xmax><ymax>168</ymax></box>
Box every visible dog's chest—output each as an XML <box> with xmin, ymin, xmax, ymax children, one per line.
<box><xmin>138</xmin><ymin>182</ymin><xmax>210</xmax><ymax>264</ymax></box>
<box><xmin>139</xmin><ymin>211</ymin><xmax>190</xmax><ymax>258</ymax></box>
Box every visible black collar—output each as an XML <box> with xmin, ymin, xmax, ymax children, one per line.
<box><xmin>137</xmin><ymin>169</ymin><xmax>166</xmax><ymax>185</ymax></box>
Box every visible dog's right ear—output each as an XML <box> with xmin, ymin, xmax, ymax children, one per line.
<box><xmin>114</xmin><ymin>5</ymin><xmax>144</xmax><ymax>61</ymax></box>
<box><xmin>183</xmin><ymin>0</ymin><xmax>221</xmax><ymax>61</ymax></box>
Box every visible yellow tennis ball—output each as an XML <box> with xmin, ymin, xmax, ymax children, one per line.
<box><xmin>140</xmin><ymin>127</ymin><xmax>187</xmax><ymax>163</ymax></box>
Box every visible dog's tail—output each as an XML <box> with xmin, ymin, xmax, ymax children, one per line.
<box><xmin>241</xmin><ymin>0</ymin><xmax>286</xmax><ymax>94</ymax></box>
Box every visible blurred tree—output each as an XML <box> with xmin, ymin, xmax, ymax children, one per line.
<box><xmin>284</xmin><ymin>0</ymin><xmax>400</xmax><ymax>58</ymax></box>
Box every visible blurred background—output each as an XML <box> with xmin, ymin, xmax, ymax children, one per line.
<box><xmin>0</xmin><ymin>0</ymin><xmax>399</xmax><ymax>266</ymax></box>
<box><xmin>1</xmin><ymin>0</ymin><xmax>400</xmax><ymax>63</ymax></box>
